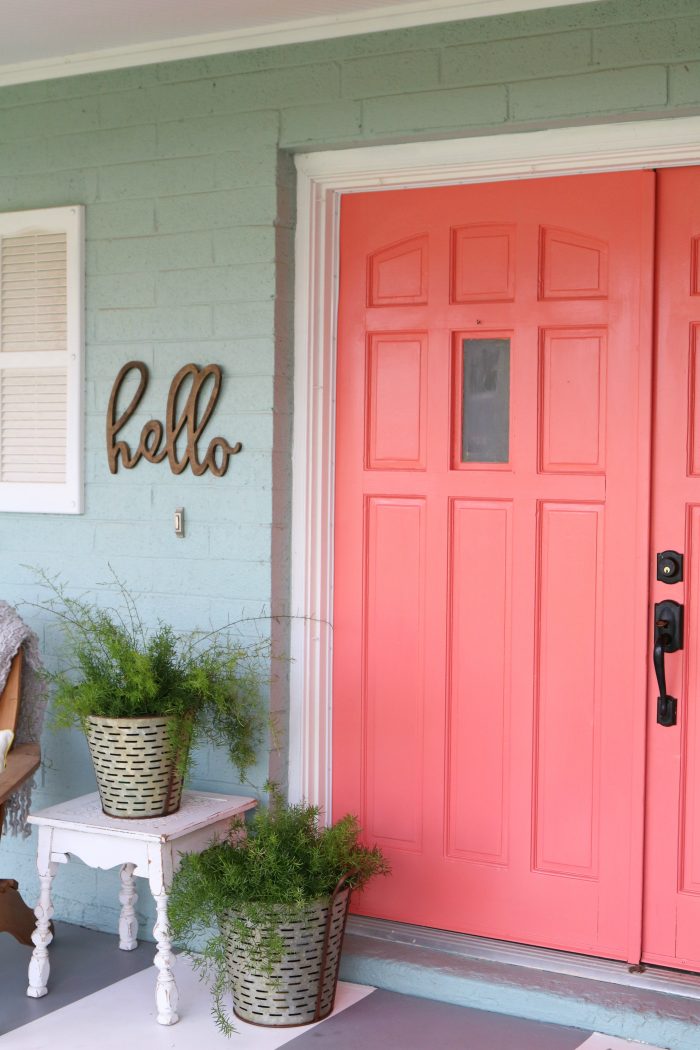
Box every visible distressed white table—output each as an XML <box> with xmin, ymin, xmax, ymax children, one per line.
<box><xmin>25</xmin><ymin>790</ymin><xmax>256</xmax><ymax>1025</ymax></box>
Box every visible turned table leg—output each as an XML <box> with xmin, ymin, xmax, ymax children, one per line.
<box><xmin>27</xmin><ymin>861</ymin><xmax>58</xmax><ymax>998</ymax></box>
<box><xmin>152</xmin><ymin>890</ymin><xmax>178</xmax><ymax>1025</ymax></box>
<box><xmin>119</xmin><ymin>863</ymin><xmax>138</xmax><ymax>951</ymax></box>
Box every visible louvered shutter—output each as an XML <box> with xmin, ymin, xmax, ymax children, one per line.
<box><xmin>0</xmin><ymin>207</ymin><xmax>84</xmax><ymax>513</ymax></box>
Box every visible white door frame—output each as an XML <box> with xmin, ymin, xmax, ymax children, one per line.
<box><xmin>288</xmin><ymin>114</ymin><xmax>700</xmax><ymax>815</ymax></box>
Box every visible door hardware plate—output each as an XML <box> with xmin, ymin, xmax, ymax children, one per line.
<box><xmin>657</xmin><ymin>550</ymin><xmax>683</xmax><ymax>584</ymax></box>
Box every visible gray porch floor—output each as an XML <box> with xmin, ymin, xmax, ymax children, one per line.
<box><xmin>0</xmin><ymin>921</ymin><xmax>674</xmax><ymax>1050</ymax></box>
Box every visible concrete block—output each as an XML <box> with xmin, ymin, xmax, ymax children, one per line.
<box><xmin>99</xmin><ymin>87</ymin><xmax>158</xmax><ymax>128</ymax></box>
<box><xmin>0</xmin><ymin>97</ymin><xmax>99</xmax><ymax>142</ymax></box>
<box><xmin>95</xmin><ymin>231</ymin><xmax>213</xmax><ymax>274</ymax></box>
<box><xmin>221</xmin><ymin>448</ymin><xmax>274</xmax><ymax>489</ymax></box>
<box><xmin>86</xmin><ymin>342</ymin><xmax>154</xmax><ymax>378</ymax></box>
<box><xmin>670</xmin><ymin>60</ymin><xmax>700</xmax><ymax>105</ymax></box>
<box><xmin>510</xmin><ymin>65</ymin><xmax>668</xmax><ymax>120</ymax></box>
<box><xmin>47</xmin><ymin>65</ymin><xmax>161</xmax><ymax>101</ymax></box>
<box><xmin>210</xmin><ymin>63</ymin><xmax>340</xmax><ymax>113</ymax></box>
<box><xmin>106</xmin><ymin>552</ymin><xmax>268</xmax><ymax>602</ymax></box>
<box><xmin>213</xmin><ymin>225</ymin><xmax>278</xmax><ymax>265</ymax></box>
<box><xmin>213</xmin><ymin>374</ymin><xmax>274</xmax><ymax>413</ymax></box>
<box><xmin>593</xmin><ymin>15</ymin><xmax>700</xmax><ymax>67</ymax></box>
<box><xmin>0</xmin><ymin>516</ymin><xmax>96</xmax><ymax>554</ymax></box>
<box><xmin>151</xmin><ymin>78</ymin><xmax>223</xmax><ymax>121</ymax></box>
<box><xmin>0</xmin><ymin>168</ymin><xmax>99</xmax><ymax>210</ymax></box>
<box><xmin>87</xmin><ymin>199</ymin><xmax>156</xmax><ymax>239</ymax></box>
<box><xmin>156</xmin><ymin>263</ymin><xmax>276</xmax><ymax>305</ymax></box>
<box><xmin>113</xmin><ymin>337</ymin><xmax>265</xmax><ymax>371</ymax></box>
<box><xmin>214</xmin><ymin>147</ymin><xmax>279</xmax><ymax>189</ymax></box>
<box><xmin>209</xmin><ymin>523</ymin><xmax>272</xmax><ymax>562</ymax></box>
<box><xmin>363</xmin><ymin>83</ymin><xmax>507</xmax><ymax>136</ymax></box>
<box><xmin>443</xmin><ymin>30</ymin><xmax>592</xmax><ymax>86</ymax></box>
<box><xmin>280</xmin><ymin>100</ymin><xmax>362</xmax><ymax>147</ymax></box>
<box><xmin>195</xmin><ymin>31</ymin><xmax>438</xmax><ymax>71</ymax></box>
<box><xmin>156</xmin><ymin>111</ymin><xmax>279</xmax><ymax>158</ymax></box>
<box><xmin>147</xmin><ymin>337</ymin><xmax>275</xmax><ymax>376</ymax></box>
<box><xmin>92</xmin><ymin>520</ymin><xmax>210</xmax><ymax>559</ymax></box>
<box><xmin>213</xmin><ymin>300</ymin><xmax>275</xmax><ymax>339</ymax></box>
<box><xmin>0</xmin><ymin>81</ymin><xmax>49</xmax><ymax>108</ymax></box>
<box><xmin>96</xmin><ymin>304</ymin><xmax>211</xmax><ymax>342</ymax></box>
<box><xmin>342</xmin><ymin>50</ymin><xmax>439</xmax><ymax>99</ymax></box>
<box><xmin>0</xmin><ymin>138</ymin><xmax>47</xmax><ymax>175</ymax></box>
<box><xmin>89</xmin><ymin>272</ymin><xmax>156</xmax><ymax>310</ymax></box>
<box><xmin>98</xmin><ymin>155</ymin><xmax>216</xmax><ymax>200</ymax></box>
<box><xmin>150</xmin><ymin>479</ymin><xmax>272</xmax><ymax>524</ymax></box>
<box><xmin>212</xmin><ymin>411</ymin><xmax>274</xmax><ymax>451</ymax></box>
<box><xmin>156</xmin><ymin>186</ymin><xmax>278</xmax><ymax>233</ymax></box>
<box><xmin>48</xmin><ymin>125</ymin><xmax>157</xmax><ymax>170</ymax></box>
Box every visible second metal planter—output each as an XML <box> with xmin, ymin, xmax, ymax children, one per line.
<box><xmin>221</xmin><ymin>886</ymin><xmax>351</xmax><ymax>1027</ymax></box>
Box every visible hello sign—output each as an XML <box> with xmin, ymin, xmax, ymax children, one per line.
<box><xmin>107</xmin><ymin>361</ymin><xmax>242</xmax><ymax>477</ymax></box>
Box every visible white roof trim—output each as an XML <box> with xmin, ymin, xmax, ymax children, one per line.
<box><xmin>0</xmin><ymin>0</ymin><xmax>600</xmax><ymax>89</ymax></box>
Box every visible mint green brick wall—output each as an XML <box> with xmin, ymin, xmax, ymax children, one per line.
<box><xmin>1</xmin><ymin>0</ymin><xmax>699</xmax><ymax>936</ymax></box>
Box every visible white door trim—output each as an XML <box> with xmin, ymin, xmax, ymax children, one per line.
<box><xmin>288</xmin><ymin>114</ymin><xmax>700</xmax><ymax>814</ymax></box>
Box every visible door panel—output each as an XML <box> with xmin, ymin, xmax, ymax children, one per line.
<box><xmin>333</xmin><ymin>173</ymin><xmax>654</xmax><ymax>959</ymax></box>
<box><xmin>534</xmin><ymin>501</ymin><xmax>603</xmax><ymax>879</ymax></box>
<box><xmin>644</xmin><ymin>167</ymin><xmax>700</xmax><ymax>970</ymax></box>
<box><xmin>447</xmin><ymin>499</ymin><xmax>511</xmax><ymax>865</ymax></box>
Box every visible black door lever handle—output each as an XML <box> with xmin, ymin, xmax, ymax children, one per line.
<box><xmin>654</xmin><ymin>602</ymin><xmax>683</xmax><ymax>728</ymax></box>
<box><xmin>653</xmin><ymin>632</ymin><xmax>668</xmax><ymax>701</ymax></box>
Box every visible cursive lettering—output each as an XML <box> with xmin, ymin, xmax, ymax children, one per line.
<box><xmin>106</xmin><ymin>361</ymin><xmax>242</xmax><ymax>476</ymax></box>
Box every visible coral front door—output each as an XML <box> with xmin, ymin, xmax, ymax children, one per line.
<box><xmin>332</xmin><ymin>172</ymin><xmax>655</xmax><ymax>960</ymax></box>
<box><xmin>643</xmin><ymin>167</ymin><xmax>700</xmax><ymax>971</ymax></box>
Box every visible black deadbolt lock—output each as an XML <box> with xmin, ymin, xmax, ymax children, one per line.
<box><xmin>657</xmin><ymin>550</ymin><xmax>683</xmax><ymax>585</ymax></box>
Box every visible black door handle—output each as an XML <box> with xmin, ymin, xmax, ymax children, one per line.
<box><xmin>654</xmin><ymin>600</ymin><xmax>683</xmax><ymax>728</ymax></box>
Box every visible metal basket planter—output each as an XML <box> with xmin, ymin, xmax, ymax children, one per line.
<box><xmin>221</xmin><ymin>886</ymin><xmax>351</xmax><ymax>1027</ymax></box>
<box><xmin>85</xmin><ymin>714</ymin><xmax>189</xmax><ymax>818</ymax></box>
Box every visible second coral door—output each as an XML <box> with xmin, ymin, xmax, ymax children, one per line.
<box><xmin>333</xmin><ymin>171</ymin><xmax>654</xmax><ymax>959</ymax></box>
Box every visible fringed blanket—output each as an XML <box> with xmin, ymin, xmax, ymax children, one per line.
<box><xmin>0</xmin><ymin>602</ymin><xmax>47</xmax><ymax>837</ymax></box>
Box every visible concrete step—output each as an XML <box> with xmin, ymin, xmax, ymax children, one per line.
<box><xmin>339</xmin><ymin>918</ymin><xmax>700</xmax><ymax>1050</ymax></box>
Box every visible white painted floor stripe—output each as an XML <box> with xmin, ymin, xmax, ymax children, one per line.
<box><xmin>0</xmin><ymin>959</ymin><xmax>374</xmax><ymax>1050</ymax></box>
<box><xmin>577</xmin><ymin>1034</ymin><xmax>667</xmax><ymax>1050</ymax></box>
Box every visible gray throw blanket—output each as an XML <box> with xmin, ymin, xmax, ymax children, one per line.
<box><xmin>0</xmin><ymin>602</ymin><xmax>47</xmax><ymax>837</ymax></box>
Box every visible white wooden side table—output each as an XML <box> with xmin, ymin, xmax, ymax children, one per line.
<box><xmin>25</xmin><ymin>789</ymin><xmax>256</xmax><ymax>1025</ymax></box>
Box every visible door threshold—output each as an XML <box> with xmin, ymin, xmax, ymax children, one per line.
<box><xmin>341</xmin><ymin>916</ymin><xmax>700</xmax><ymax>1047</ymax></box>
<box><xmin>346</xmin><ymin>915</ymin><xmax>700</xmax><ymax>1001</ymax></box>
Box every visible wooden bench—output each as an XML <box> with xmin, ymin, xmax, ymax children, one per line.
<box><xmin>0</xmin><ymin>650</ymin><xmax>41</xmax><ymax>945</ymax></box>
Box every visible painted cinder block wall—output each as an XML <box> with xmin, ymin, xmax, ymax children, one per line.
<box><xmin>1</xmin><ymin>0</ymin><xmax>699</xmax><ymax>937</ymax></box>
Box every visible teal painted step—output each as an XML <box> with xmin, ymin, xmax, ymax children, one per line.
<box><xmin>339</xmin><ymin>918</ymin><xmax>700</xmax><ymax>1050</ymax></box>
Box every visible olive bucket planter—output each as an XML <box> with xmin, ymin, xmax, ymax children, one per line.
<box><xmin>167</xmin><ymin>799</ymin><xmax>389</xmax><ymax>1037</ymax></box>
<box><xmin>221</xmin><ymin>883</ymin><xmax>351</xmax><ymax>1027</ymax></box>
<box><xmin>85</xmin><ymin>714</ymin><xmax>190</xmax><ymax>818</ymax></box>
<box><xmin>38</xmin><ymin>570</ymin><xmax>265</xmax><ymax>823</ymax></box>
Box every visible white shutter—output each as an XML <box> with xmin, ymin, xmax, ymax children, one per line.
<box><xmin>1</xmin><ymin>232</ymin><xmax>68</xmax><ymax>353</ymax></box>
<box><xmin>0</xmin><ymin>207</ymin><xmax>83</xmax><ymax>513</ymax></box>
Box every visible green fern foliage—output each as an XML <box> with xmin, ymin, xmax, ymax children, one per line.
<box><xmin>168</xmin><ymin>791</ymin><xmax>389</xmax><ymax>1035</ymax></box>
<box><xmin>39</xmin><ymin>570</ymin><xmax>265</xmax><ymax>781</ymax></box>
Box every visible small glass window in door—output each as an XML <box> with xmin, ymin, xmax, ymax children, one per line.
<box><xmin>461</xmin><ymin>338</ymin><xmax>510</xmax><ymax>463</ymax></box>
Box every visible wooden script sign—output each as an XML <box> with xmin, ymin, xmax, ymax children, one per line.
<box><xmin>107</xmin><ymin>361</ymin><xmax>242</xmax><ymax>477</ymax></box>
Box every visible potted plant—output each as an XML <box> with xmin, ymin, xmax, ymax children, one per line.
<box><xmin>40</xmin><ymin>573</ymin><xmax>265</xmax><ymax>818</ymax></box>
<box><xmin>168</xmin><ymin>790</ymin><xmax>389</xmax><ymax>1034</ymax></box>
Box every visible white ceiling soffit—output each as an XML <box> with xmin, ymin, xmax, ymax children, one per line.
<box><xmin>0</xmin><ymin>0</ymin><xmax>602</xmax><ymax>88</ymax></box>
